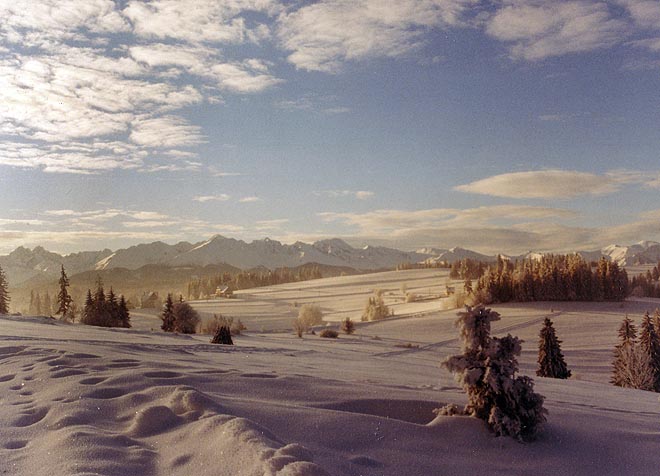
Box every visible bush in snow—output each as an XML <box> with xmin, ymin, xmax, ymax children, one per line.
<box><xmin>319</xmin><ymin>329</ymin><xmax>338</xmax><ymax>339</ymax></box>
<box><xmin>537</xmin><ymin>318</ymin><xmax>571</xmax><ymax>379</ymax></box>
<box><xmin>442</xmin><ymin>305</ymin><xmax>546</xmax><ymax>441</ymax></box>
<box><xmin>361</xmin><ymin>290</ymin><xmax>390</xmax><ymax>321</ymax></box>
<box><xmin>292</xmin><ymin>318</ymin><xmax>305</xmax><ymax>338</ymax></box>
<box><xmin>341</xmin><ymin>317</ymin><xmax>355</xmax><ymax>335</ymax></box>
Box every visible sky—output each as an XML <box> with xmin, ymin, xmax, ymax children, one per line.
<box><xmin>2</xmin><ymin>0</ymin><xmax>660</xmax><ymax>256</ymax></box>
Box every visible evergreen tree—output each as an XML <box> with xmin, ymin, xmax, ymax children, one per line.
<box><xmin>172</xmin><ymin>301</ymin><xmax>200</xmax><ymax>334</ymax></box>
<box><xmin>537</xmin><ymin>318</ymin><xmax>571</xmax><ymax>379</ymax></box>
<box><xmin>442</xmin><ymin>305</ymin><xmax>546</xmax><ymax>440</ymax></box>
<box><xmin>82</xmin><ymin>289</ymin><xmax>94</xmax><ymax>324</ymax></box>
<box><xmin>210</xmin><ymin>326</ymin><xmax>233</xmax><ymax>345</ymax></box>
<box><xmin>639</xmin><ymin>312</ymin><xmax>660</xmax><ymax>391</ymax></box>
<box><xmin>56</xmin><ymin>265</ymin><xmax>73</xmax><ymax>318</ymax></box>
<box><xmin>611</xmin><ymin>315</ymin><xmax>653</xmax><ymax>390</ymax></box>
<box><xmin>118</xmin><ymin>295</ymin><xmax>131</xmax><ymax>328</ymax></box>
<box><xmin>160</xmin><ymin>293</ymin><xmax>176</xmax><ymax>332</ymax></box>
<box><xmin>107</xmin><ymin>287</ymin><xmax>119</xmax><ymax>326</ymax></box>
<box><xmin>0</xmin><ymin>265</ymin><xmax>9</xmax><ymax>314</ymax></box>
<box><xmin>464</xmin><ymin>277</ymin><xmax>473</xmax><ymax>295</ymax></box>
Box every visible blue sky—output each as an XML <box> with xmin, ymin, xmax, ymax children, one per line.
<box><xmin>2</xmin><ymin>0</ymin><xmax>660</xmax><ymax>255</ymax></box>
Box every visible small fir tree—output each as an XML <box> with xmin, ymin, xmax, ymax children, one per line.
<box><xmin>442</xmin><ymin>305</ymin><xmax>546</xmax><ymax>441</ymax></box>
<box><xmin>210</xmin><ymin>326</ymin><xmax>233</xmax><ymax>345</ymax></box>
<box><xmin>537</xmin><ymin>318</ymin><xmax>571</xmax><ymax>379</ymax></box>
<box><xmin>0</xmin><ymin>265</ymin><xmax>9</xmax><ymax>314</ymax></box>
<box><xmin>160</xmin><ymin>293</ymin><xmax>176</xmax><ymax>332</ymax></box>
<box><xmin>56</xmin><ymin>265</ymin><xmax>73</xmax><ymax>318</ymax></box>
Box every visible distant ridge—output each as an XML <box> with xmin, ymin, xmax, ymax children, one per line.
<box><xmin>2</xmin><ymin>236</ymin><xmax>660</xmax><ymax>286</ymax></box>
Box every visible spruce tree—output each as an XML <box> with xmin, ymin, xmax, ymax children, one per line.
<box><xmin>537</xmin><ymin>318</ymin><xmax>571</xmax><ymax>379</ymax></box>
<box><xmin>107</xmin><ymin>288</ymin><xmax>118</xmax><ymax>326</ymax></box>
<box><xmin>639</xmin><ymin>312</ymin><xmax>660</xmax><ymax>391</ymax></box>
<box><xmin>160</xmin><ymin>293</ymin><xmax>176</xmax><ymax>332</ymax></box>
<box><xmin>442</xmin><ymin>305</ymin><xmax>546</xmax><ymax>440</ymax></box>
<box><xmin>56</xmin><ymin>265</ymin><xmax>72</xmax><ymax>318</ymax></box>
<box><xmin>0</xmin><ymin>265</ymin><xmax>9</xmax><ymax>314</ymax></box>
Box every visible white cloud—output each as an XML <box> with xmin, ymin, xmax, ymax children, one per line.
<box><xmin>124</xmin><ymin>0</ymin><xmax>280</xmax><ymax>44</ymax></box>
<box><xmin>486</xmin><ymin>1</ymin><xmax>627</xmax><ymax>60</ymax></box>
<box><xmin>619</xmin><ymin>0</ymin><xmax>660</xmax><ymax>29</ymax></box>
<box><xmin>193</xmin><ymin>194</ymin><xmax>232</xmax><ymax>202</ymax></box>
<box><xmin>277</xmin><ymin>0</ymin><xmax>476</xmax><ymax>72</ymax></box>
<box><xmin>239</xmin><ymin>196</ymin><xmax>261</xmax><ymax>203</ymax></box>
<box><xmin>130</xmin><ymin>116</ymin><xmax>205</xmax><ymax>148</ymax></box>
<box><xmin>455</xmin><ymin>170</ymin><xmax>622</xmax><ymax>199</ymax></box>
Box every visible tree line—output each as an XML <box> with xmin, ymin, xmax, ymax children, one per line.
<box><xmin>470</xmin><ymin>255</ymin><xmax>628</xmax><ymax>303</ymax></box>
<box><xmin>186</xmin><ymin>266</ymin><xmax>324</xmax><ymax>300</ymax></box>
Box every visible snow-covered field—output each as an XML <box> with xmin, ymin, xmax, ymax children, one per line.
<box><xmin>1</xmin><ymin>270</ymin><xmax>659</xmax><ymax>475</ymax></box>
<box><xmin>188</xmin><ymin>268</ymin><xmax>456</xmax><ymax>332</ymax></box>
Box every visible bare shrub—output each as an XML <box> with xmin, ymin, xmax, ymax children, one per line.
<box><xmin>298</xmin><ymin>304</ymin><xmax>323</xmax><ymax>328</ymax></box>
<box><xmin>292</xmin><ymin>318</ymin><xmax>305</xmax><ymax>338</ymax></box>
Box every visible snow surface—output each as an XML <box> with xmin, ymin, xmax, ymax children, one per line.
<box><xmin>1</xmin><ymin>270</ymin><xmax>659</xmax><ymax>475</ymax></box>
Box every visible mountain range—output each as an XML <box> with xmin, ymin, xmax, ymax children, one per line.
<box><xmin>2</xmin><ymin>235</ymin><xmax>660</xmax><ymax>287</ymax></box>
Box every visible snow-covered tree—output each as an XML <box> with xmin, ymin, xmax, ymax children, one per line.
<box><xmin>442</xmin><ymin>305</ymin><xmax>546</xmax><ymax>441</ymax></box>
<box><xmin>537</xmin><ymin>318</ymin><xmax>571</xmax><ymax>379</ymax></box>
<box><xmin>612</xmin><ymin>315</ymin><xmax>654</xmax><ymax>390</ymax></box>
<box><xmin>0</xmin><ymin>265</ymin><xmax>9</xmax><ymax>314</ymax></box>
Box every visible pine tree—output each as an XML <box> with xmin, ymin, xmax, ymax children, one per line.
<box><xmin>118</xmin><ymin>295</ymin><xmax>131</xmax><ymax>328</ymax></box>
<box><xmin>0</xmin><ymin>265</ymin><xmax>9</xmax><ymax>314</ymax></box>
<box><xmin>442</xmin><ymin>305</ymin><xmax>546</xmax><ymax>440</ymax></box>
<box><xmin>639</xmin><ymin>312</ymin><xmax>660</xmax><ymax>391</ymax></box>
<box><xmin>160</xmin><ymin>293</ymin><xmax>176</xmax><ymax>332</ymax></box>
<box><xmin>56</xmin><ymin>265</ymin><xmax>73</xmax><ymax>318</ymax></box>
<box><xmin>537</xmin><ymin>318</ymin><xmax>571</xmax><ymax>379</ymax></box>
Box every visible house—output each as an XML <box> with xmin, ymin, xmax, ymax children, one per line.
<box><xmin>141</xmin><ymin>291</ymin><xmax>160</xmax><ymax>308</ymax></box>
<box><xmin>215</xmin><ymin>285</ymin><xmax>233</xmax><ymax>298</ymax></box>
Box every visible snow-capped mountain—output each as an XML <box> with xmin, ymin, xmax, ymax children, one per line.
<box><xmin>4</xmin><ymin>237</ymin><xmax>660</xmax><ymax>287</ymax></box>
<box><xmin>419</xmin><ymin>246</ymin><xmax>494</xmax><ymax>265</ymax></box>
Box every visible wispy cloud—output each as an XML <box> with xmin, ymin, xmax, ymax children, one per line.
<box><xmin>239</xmin><ymin>196</ymin><xmax>261</xmax><ymax>203</ymax></box>
<box><xmin>193</xmin><ymin>194</ymin><xmax>231</xmax><ymax>203</ymax></box>
<box><xmin>315</xmin><ymin>190</ymin><xmax>374</xmax><ymax>200</ymax></box>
